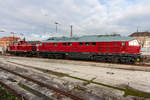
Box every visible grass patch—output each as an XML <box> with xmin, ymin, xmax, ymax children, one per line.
<box><xmin>0</xmin><ymin>84</ymin><xmax>21</xmax><ymax>100</ymax></box>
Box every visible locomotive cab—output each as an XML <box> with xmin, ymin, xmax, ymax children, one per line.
<box><xmin>128</xmin><ymin>39</ymin><xmax>140</xmax><ymax>47</ymax></box>
<box><xmin>125</xmin><ymin>39</ymin><xmax>142</xmax><ymax>63</ymax></box>
<box><xmin>126</xmin><ymin>39</ymin><xmax>141</xmax><ymax>54</ymax></box>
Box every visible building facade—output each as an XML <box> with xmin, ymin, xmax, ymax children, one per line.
<box><xmin>0</xmin><ymin>37</ymin><xmax>20</xmax><ymax>53</ymax></box>
<box><xmin>129</xmin><ymin>32</ymin><xmax>150</xmax><ymax>48</ymax></box>
<box><xmin>129</xmin><ymin>32</ymin><xmax>150</xmax><ymax>55</ymax></box>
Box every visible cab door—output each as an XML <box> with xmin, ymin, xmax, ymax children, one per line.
<box><xmin>120</xmin><ymin>42</ymin><xmax>126</xmax><ymax>53</ymax></box>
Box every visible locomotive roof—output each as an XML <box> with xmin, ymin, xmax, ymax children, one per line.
<box><xmin>42</xmin><ymin>35</ymin><xmax>135</xmax><ymax>43</ymax></box>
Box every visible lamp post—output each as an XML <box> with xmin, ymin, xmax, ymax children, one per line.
<box><xmin>55</xmin><ymin>22</ymin><xmax>59</xmax><ymax>33</ymax></box>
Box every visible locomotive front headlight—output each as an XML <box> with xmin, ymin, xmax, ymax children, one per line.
<box><xmin>137</xmin><ymin>58</ymin><xmax>140</xmax><ymax>62</ymax></box>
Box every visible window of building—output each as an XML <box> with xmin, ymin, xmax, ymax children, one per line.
<box><xmin>85</xmin><ymin>42</ymin><xmax>89</xmax><ymax>46</ymax></box>
<box><xmin>63</xmin><ymin>43</ymin><xmax>67</xmax><ymax>46</ymax></box>
<box><xmin>79</xmin><ymin>42</ymin><xmax>83</xmax><ymax>46</ymax></box>
<box><xmin>92</xmin><ymin>42</ymin><xmax>96</xmax><ymax>46</ymax></box>
<box><xmin>68</xmin><ymin>42</ymin><xmax>72</xmax><ymax>46</ymax></box>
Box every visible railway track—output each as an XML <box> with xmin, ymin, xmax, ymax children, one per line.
<box><xmin>1</xmin><ymin>56</ymin><xmax>150</xmax><ymax>99</ymax></box>
<box><xmin>2</xmin><ymin>55</ymin><xmax>150</xmax><ymax>68</ymax></box>
<box><xmin>0</xmin><ymin>65</ymin><xmax>85</xmax><ymax>100</ymax></box>
<box><xmin>3</xmin><ymin>54</ymin><xmax>150</xmax><ymax>67</ymax></box>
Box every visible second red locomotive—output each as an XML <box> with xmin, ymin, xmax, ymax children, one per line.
<box><xmin>7</xmin><ymin>40</ymin><xmax>38</xmax><ymax>56</ymax></box>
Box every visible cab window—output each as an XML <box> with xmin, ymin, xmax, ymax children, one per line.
<box><xmin>129</xmin><ymin>40</ymin><xmax>139</xmax><ymax>46</ymax></box>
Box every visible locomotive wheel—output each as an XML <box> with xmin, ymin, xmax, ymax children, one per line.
<box><xmin>128</xmin><ymin>57</ymin><xmax>136</xmax><ymax>64</ymax></box>
<box><xmin>119</xmin><ymin>57</ymin><xmax>126</xmax><ymax>64</ymax></box>
<box><xmin>48</xmin><ymin>54</ymin><xmax>54</xmax><ymax>59</ymax></box>
<box><xmin>107</xmin><ymin>57</ymin><xmax>113</xmax><ymax>62</ymax></box>
<box><xmin>112</xmin><ymin>57</ymin><xmax>119</xmax><ymax>63</ymax></box>
<box><xmin>94</xmin><ymin>56</ymin><xmax>105</xmax><ymax>62</ymax></box>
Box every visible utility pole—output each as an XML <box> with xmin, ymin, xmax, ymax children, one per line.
<box><xmin>137</xmin><ymin>26</ymin><xmax>139</xmax><ymax>32</ymax></box>
<box><xmin>20</xmin><ymin>33</ymin><xmax>25</xmax><ymax>41</ymax></box>
<box><xmin>10</xmin><ymin>32</ymin><xmax>16</xmax><ymax>42</ymax></box>
<box><xmin>70</xmin><ymin>25</ymin><xmax>73</xmax><ymax>37</ymax></box>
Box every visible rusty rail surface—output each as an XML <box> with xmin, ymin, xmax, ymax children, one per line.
<box><xmin>0</xmin><ymin>66</ymin><xmax>85</xmax><ymax>100</ymax></box>
<box><xmin>0</xmin><ymin>81</ymin><xmax>28</xmax><ymax>100</ymax></box>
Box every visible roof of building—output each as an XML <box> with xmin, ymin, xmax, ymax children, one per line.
<box><xmin>130</xmin><ymin>32</ymin><xmax>150</xmax><ymax>37</ymax></box>
<box><xmin>42</xmin><ymin>35</ymin><xmax>135</xmax><ymax>43</ymax></box>
<box><xmin>0</xmin><ymin>36</ymin><xmax>20</xmax><ymax>41</ymax></box>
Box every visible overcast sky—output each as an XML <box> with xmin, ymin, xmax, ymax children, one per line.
<box><xmin>0</xmin><ymin>0</ymin><xmax>150</xmax><ymax>40</ymax></box>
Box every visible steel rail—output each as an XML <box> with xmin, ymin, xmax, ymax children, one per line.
<box><xmin>0</xmin><ymin>66</ymin><xmax>85</xmax><ymax>100</ymax></box>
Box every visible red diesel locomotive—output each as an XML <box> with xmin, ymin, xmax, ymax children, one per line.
<box><xmin>7</xmin><ymin>40</ymin><xmax>38</xmax><ymax>56</ymax></box>
<box><xmin>37</xmin><ymin>35</ymin><xmax>142</xmax><ymax>64</ymax></box>
<box><xmin>7</xmin><ymin>35</ymin><xmax>143</xmax><ymax>64</ymax></box>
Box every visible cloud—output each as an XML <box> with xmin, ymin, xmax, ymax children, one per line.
<box><xmin>0</xmin><ymin>0</ymin><xmax>150</xmax><ymax>40</ymax></box>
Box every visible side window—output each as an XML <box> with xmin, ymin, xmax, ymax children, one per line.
<box><xmin>79</xmin><ymin>42</ymin><xmax>83</xmax><ymax>46</ymax></box>
<box><xmin>63</xmin><ymin>43</ymin><xmax>66</xmax><ymax>46</ymax></box>
<box><xmin>92</xmin><ymin>42</ymin><xmax>96</xmax><ymax>46</ymax></box>
<box><xmin>68</xmin><ymin>42</ymin><xmax>72</xmax><ymax>46</ymax></box>
<box><xmin>85</xmin><ymin>42</ymin><xmax>89</xmax><ymax>46</ymax></box>
<box><xmin>54</xmin><ymin>43</ymin><xmax>57</xmax><ymax>46</ymax></box>
<box><xmin>122</xmin><ymin>42</ymin><xmax>125</xmax><ymax>46</ymax></box>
